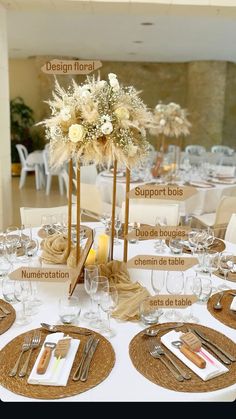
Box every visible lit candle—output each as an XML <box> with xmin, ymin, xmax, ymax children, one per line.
<box><xmin>96</xmin><ymin>234</ymin><xmax>109</xmax><ymax>264</ymax></box>
<box><xmin>85</xmin><ymin>248</ymin><xmax>96</xmax><ymax>266</ymax></box>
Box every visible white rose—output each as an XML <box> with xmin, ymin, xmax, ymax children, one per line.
<box><xmin>101</xmin><ymin>121</ymin><xmax>113</xmax><ymax>135</ymax></box>
<box><xmin>175</xmin><ymin>116</ymin><xmax>183</xmax><ymax>124</ymax></box>
<box><xmin>160</xmin><ymin>118</ymin><xmax>166</xmax><ymax>126</ymax></box>
<box><xmin>79</xmin><ymin>85</ymin><xmax>91</xmax><ymax>99</ymax></box>
<box><xmin>114</xmin><ymin>107</ymin><xmax>130</xmax><ymax>120</ymax></box>
<box><xmin>97</xmin><ymin>80</ymin><xmax>107</xmax><ymax>89</ymax></box>
<box><xmin>60</xmin><ymin>107</ymin><xmax>71</xmax><ymax>121</ymax></box>
<box><xmin>108</xmin><ymin>73</ymin><xmax>119</xmax><ymax>91</ymax></box>
<box><xmin>68</xmin><ymin>124</ymin><xmax>85</xmax><ymax>143</ymax></box>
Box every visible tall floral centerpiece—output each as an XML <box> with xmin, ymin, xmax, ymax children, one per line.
<box><xmin>150</xmin><ymin>102</ymin><xmax>191</xmax><ymax>176</ymax></box>
<box><xmin>40</xmin><ymin>73</ymin><xmax>153</xmax><ymax>272</ymax></box>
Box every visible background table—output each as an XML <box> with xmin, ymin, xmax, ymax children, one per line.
<box><xmin>0</xmin><ymin>222</ymin><xmax>236</xmax><ymax>402</ymax></box>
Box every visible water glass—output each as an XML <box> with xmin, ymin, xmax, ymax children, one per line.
<box><xmin>2</xmin><ymin>277</ymin><xmax>16</xmax><ymax>303</ymax></box>
<box><xmin>59</xmin><ymin>296</ymin><xmax>81</xmax><ymax>324</ymax></box>
<box><xmin>193</xmin><ymin>275</ymin><xmax>212</xmax><ymax>303</ymax></box>
<box><xmin>139</xmin><ymin>296</ymin><xmax>163</xmax><ymax>325</ymax></box>
<box><xmin>14</xmin><ymin>281</ymin><xmax>32</xmax><ymax>325</ymax></box>
<box><xmin>183</xmin><ymin>273</ymin><xmax>199</xmax><ymax>323</ymax></box>
<box><xmin>165</xmin><ymin>271</ymin><xmax>184</xmax><ymax>321</ymax></box>
<box><xmin>218</xmin><ymin>252</ymin><xmax>234</xmax><ymax>290</ymax></box>
<box><xmin>169</xmin><ymin>239</ymin><xmax>183</xmax><ymax>255</ymax></box>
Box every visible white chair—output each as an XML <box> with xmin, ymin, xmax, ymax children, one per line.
<box><xmin>193</xmin><ymin>196</ymin><xmax>236</xmax><ymax>237</ymax></box>
<box><xmin>78</xmin><ymin>182</ymin><xmax>121</xmax><ymax>220</ymax></box>
<box><xmin>20</xmin><ymin>205</ymin><xmax>77</xmax><ymax>228</ymax></box>
<box><xmin>121</xmin><ymin>200</ymin><xmax>180</xmax><ymax>226</ymax></box>
<box><xmin>225</xmin><ymin>214</ymin><xmax>236</xmax><ymax>244</ymax></box>
<box><xmin>43</xmin><ymin>149</ymin><xmax>64</xmax><ymax>195</ymax></box>
<box><xmin>16</xmin><ymin>144</ymin><xmax>41</xmax><ymax>190</ymax></box>
<box><xmin>185</xmin><ymin>145</ymin><xmax>206</xmax><ymax>156</ymax></box>
<box><xmin>211</xmin><ymin>145</ymin><xmax>234</xmax><ymax>156</ymax></box>
<box><xmin>73</xmin><ymin>164</ymin><xmax>98</xmax><ymax>184</ymax></box>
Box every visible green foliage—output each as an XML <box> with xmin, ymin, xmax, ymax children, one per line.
<box><xmin>10</xmin><ymin>97</ymin><xmax>45</xmax><ymax>163</ymax></box>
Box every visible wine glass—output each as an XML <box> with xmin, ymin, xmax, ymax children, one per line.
<box><xmin>2</xmin><ymin>277</ymin><xmax>17</xmax><ymax>303</ymax></box>
<box><xmin>5</xmin><ymin>226</ymin><xmax>21</xmax><ymax>247</ymax></box>
<box><xmin>84</xmin><ymin>265</ymin><xmax>99</xmax><ymax>320</ymax></box>
<box><xmin>151</xmin><ymin>270</ymin><xmax>165</xmax><ymax>295</ymax></box>
<box><xmin>154</xmin><ymin>216</ymin><xmax>167</xmax><ymax>252</ymax></box>
<box><xmin>14</xmin><ymin>281</ymin><xmax>32</xmax><ymax>325</ymax></box>
<box><xmin>100</xmin><ymin>285</ymin><xmax>118</xmax><ymax>338</ymax></box>
<box><xmin>20</xmin><ymin>225</ymin><xmax>32</xmax><ymax>259</ymax></box>
<box><xmin>90</xmin><ymin>276</ymin><xmax>109</xmax><ymax>329</ymax></box>
<box><xmin>218</xmin><ymin>252</ymin><xmax>234</xmax><ymax>290</ymax></box>
<box><xmin>41</xmin><ymin>215</ymin><xmax>52</xmax><ymax>235</ymax></box>
<box><xmin>0</xmin><ymin>255</ymin><xmax>11</xmax><ymax>279</ymax></box>
<box><xmin>114</xmin><ymin>217</ymin><xmax>122</xmax><ymax>245</ymax></box>
<box><xmin>183</xmin><ymin>273</ymin><xmax>199</xmax><ymax>323</ymax></box>
<box><xmin>165</xmin><ymin>271</ymin><xmax>184</xmax><ymax>321</ymax></box>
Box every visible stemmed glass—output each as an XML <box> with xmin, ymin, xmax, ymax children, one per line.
<box><xmin>183</xmin><ymin>273</ymin><xmax>199</xmax><ymax>323</ymax></box>
<box><xmin>90</xmin><ymin>276</ymin><xmax>109</xmax><ymax>329</ymax></box>
<box><xmin>192</xmin><ymin>275</ymin><xmax>212</xmax><ymax>303</ymax></box>
<box><xmin>14</xmin><ymin>281</ymin><xmax>32</xmax><ymax>325</ymax></box>
<box><xmin>2</xmin><ymin>277</ymin><xmax>17</xmax><ymax>304</ymax></box>
<box><xmin>100</xmin><ymin>285</ymin><xmax>118</xmax><ymax>338</ymax></box>
<box><xmin>0</xmin><ymin>255</ymin><xmax>11</xmax><ymax>279</ymax></box>
<box><xmin>151</xmin><ymin>270</ymin><xmax>165</xmax><ymax>295</ymax></box>
<box><xmin>41</xmin><ymin>215</ymin><xmax>52</xmax><ymax>235</ymax></box>
<box><xmin>218</xmin><ymin>252</ymin><xmax>234</xmax><ymax>290</ymax></box>
<box><xmin>20</xmin><ymin>225</ymin><xmax>32</xmax><ymax>259</ymax></box>
<box><xmin>114</xmin><ymin>217</ymin><xmax>122</xmax><ymax>245</ymax></box>
<box><xmin>84</xmin><ymin>265</ymin><xmax>99</xmax><ymax>320</ymax></box>
<box><xmin>165</xmin><ymin>271</ymin><xmax>184</xmax><ymax>321</ymax></box>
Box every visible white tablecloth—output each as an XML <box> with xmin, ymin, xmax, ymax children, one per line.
<box><xmin>96</xmin><ymin>173</ymin><xmax>236</xmax><ymax>216</ymax></box>
<box><xmin>0</xmin><ymin>222</ymin><xmax>236</xmax><ymax>402</ymax></box>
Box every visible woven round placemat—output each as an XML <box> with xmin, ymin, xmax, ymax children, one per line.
<box><xmin>207</xmin><ymin>290</ymin><xmax>236</xmax><ymax>329</ymax></box>
<box><xmin>0</xmin><ymin>299</ymin><xmax>15</xmax><ymax>335</ymax></box>
<box><xmin>214</xmin><ymin>269</ymin><xmax>236</xmax><ymax>283</ymax></box>
<box><xmin>183</xmin><ymin>238</ymin><xmax>225</xmax><ymax>254</ymax></box>
<box><xmin>0</xmin><ymin>326</ymin><xmax>115</xmax><ymax>400</ymax></box>
<box><xmin>129</xmin><ymin>322</ymin><xmax>236</xmax><ymax>392</ymax></box>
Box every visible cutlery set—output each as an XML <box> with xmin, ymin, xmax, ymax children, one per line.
<box><xmin>148</xmin><ymin>326</ymin><xmax>236</xmax><ymax>382</ymax></box>
<box><xmin>0</xmin><ymin>304</ymin><xmax>12</xmax><ymax>319</ymax></box>
<box><xmin>213</xmin><ymin>292</ymin><xmax>236</xmax><ymax>313</ymax></box>
<box><xmin>8</xmin><ymin>326</ymin><xmax>99</xmax><ymax>384</ymax></box>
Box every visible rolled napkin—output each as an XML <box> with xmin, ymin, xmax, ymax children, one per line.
<box><xmin>40</xmin><ymin>233</ymin><xmax>82</xmax><ymax>268</ymax></box>
<box><xmin>99</xmin><ymin>260</ymin><xmax>150</xmax><ymax>321</ymax></box>
<box><xmin>28</xmin><ymin>333</ymin><xmax>80</xmax><ymax>386</ymax></box>
<box><xmin>230</xmin><ymin>296</ymin><xmax>236</xmax><ymax>311</ymax></box>
<box><xmin>161</xmin><ymin>331</ymin><xmax>228</xmax><ymax>381</ymax></box>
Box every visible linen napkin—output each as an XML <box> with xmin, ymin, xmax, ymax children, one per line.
<box><xmin>161</xmin><ymin>331</ymin><xmax>228</xmax><ymax>381</ymax></box>
<box><xmin>230</xmin><ymin>296</ymin><xmax>236</xmax><ymax>311</ymax></box>
<box><xmin>28</xmin><ymin>333</ymin><xmax>80</xmax><ymax>386</ymax></box>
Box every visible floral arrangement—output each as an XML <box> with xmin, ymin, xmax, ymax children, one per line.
<box><xmin>39</xmin><ymin>73</ymin><xmax>153</xmax><ymax>168</ymax></box>
<box><xmin>150</xmin><ymin>102</ymin><xmax>191</xmax><ymax>138</ymax></box>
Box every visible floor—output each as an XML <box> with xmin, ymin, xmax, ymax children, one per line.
<box><xmin>11</xmin><ymin>173</ymin><xmax>67</xmax><ymax>227</ymax></box>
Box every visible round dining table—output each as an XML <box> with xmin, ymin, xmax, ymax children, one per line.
<box><xmin>0</xmin><ymin>222</ymin><xmax>236</xmax><ymax>402</ymax></box>
<box><xmin>96</xmin><ymin>172</ymin><xmax>236</xmax><ymax>216</ymax></box>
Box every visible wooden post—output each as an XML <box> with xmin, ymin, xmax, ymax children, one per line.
<box><xmin>110</xmin><ymin>159</ymin><xmax>117</xmax><ymax>261</ymax></box>
<box><xmin>76</xmin><ymin>164</ymin><xmax>80</xmax><ymax>265</ymax></box>
<box><xmin>123</xmin><ymin>167</ymin><xmax>130</xmax><ymax>262</ymax></box>
<box><xmin>67</xmin><ymin>159</ymin><xmax>73</xmax><ymax>256</ymax></box>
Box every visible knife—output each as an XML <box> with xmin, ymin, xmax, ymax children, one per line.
<box><xmin>191</xmin><ymin>328</ymin><xmax>235</xmax><ymax>363</ymax></box>
<box><xmin>80</xmin><ymin>339</ymin><xmax>99</xmax><ymax>382</ymax></box>
<box><xmin>72</xmin><ymin>336</ymin><xmax>94</xmax><ymax>381</ymax></box>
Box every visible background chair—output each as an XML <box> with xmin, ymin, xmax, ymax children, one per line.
<box><xmin>43</xmin><ymin>149</ymin><xmax>64</xmax><ymax>195</ymax></box>
<box><xmin>185</xmin><ymin>145</ymin><xmax>206</xmax><ymax>156</ymax></box>
<box><xmin>225</xmin><ymin>213</ymin><xmax>236</xmax><ymax>244</ymax></box>
<box><xmin>79</xmin><ymin>182</ymin><xmax>121</xmax><ymax>220</ymax></box>
<box><xmin>121</xmin><ymin>200</ymin><xmax>180</xmax><ymax>226</ymax></box>
<box><xmin>73</xmin><ymin>164</ymin><xmax>98</xmax><ymax>184</ymax></box>
<box><xmin>20</xmin><ymin>205</ymin><xmax>77</xmax><ymax>227</ymax></box>
<box><xmin>16</xmin><ymin>144</ymin><xmax>41</xmax><ymax>189</ymax></box>
<box><xmin>211</xmin><ymin>145</ymin><xmax>234</xmax><ymax>156</ymax></box>
<box><xmin>192</xmin><ymin>196</ymin><xmax>236</xmax><ymax>238</ymax></box>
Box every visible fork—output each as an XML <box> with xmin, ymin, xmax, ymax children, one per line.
<box><xmin>18</xmin><ymin>331</ymin><xmax>41</xmax><ymax>377</ymax></box>
<box><xmin>9</xmin><ymin>334</ymin><xmax>31</xmax><ymax>377</ymax></box>
<box><xmin>153</xmin><ymin>344</ymin><xmax>192</xmax><ymax>380</ymax></box>
<box><xmin>148</xmin><ymin>341</ymin><xmax>184</xmax><ymax>382</ymax></box>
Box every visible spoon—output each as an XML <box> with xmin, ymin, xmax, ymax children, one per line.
<box><xmin>144</xmin><ymin>322</ymin><xmax>184</xmax><ymax>337</ymax></box>
<box><xmin>40</xmin><ymin>323</ymin><xmax>92</xmax><ymax>336</ymax></box>
<box><xmin>213</xmin><ymin>292</ymin><xmax>224</xmax><ymax>310</ymax></box>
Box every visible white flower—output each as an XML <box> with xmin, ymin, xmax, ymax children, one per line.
<box><xmin>97</xmin><ymin>80</ymin><xmax>107</xmax><ymax>89</ymax></box>
<box><xmin>114</xmin><ymin>107</ymin><xmax>130</xmax><ymax>120</ymax></box>
<box><xmin>68</xmin><ymin>124</ymin><xmax>85</xmax><ymax>143</ymax></box>
<box><xmin>108</xmin><ymin>73</ymin><xmax>119</xmax><ymax>91</ymax></box>
<box><xmin>101</xmin><ymin>121</ymin><xmax>113</xmax><ymax>135</ymax></box>
<box><xmin>128</xmin><ymin>144</ymin><xmax>138</xmax><ymax>157</ymax></box>
<box><xmin>60</xmin><ymin>107</ymin><xmax>71</xmax><ymax>122</ymax></box>
<box><xmin>101</xmin><ymin>114</ymin><xmax>111</xmax><ymax>124</ymax></box>
<box><xmin>155</xmin><ymin>104</ymin><xmax>163</xmax><ymax>111</ymax></box>
<box><xmin>79</xmin><ymin>84</ymin><xmax>91</xmax><ymax>99</ymax></box>
<box><xmin>160</xmin><ymin>119</ymin><xmax>166</xmax><ymax>126</ymax></box>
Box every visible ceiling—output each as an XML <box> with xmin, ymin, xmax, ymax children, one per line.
<box><xmin>2</xmin><ymin>0</ymin><xmax>236</xmax><ymax>62</ymax></box>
